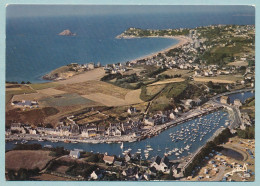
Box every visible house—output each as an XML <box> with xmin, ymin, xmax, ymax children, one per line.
<box><xmin>148</xmin><ymin>167</ymin><xmax>157</xmax><ymax>176</ymax></box>
<box><xmin>234</xmin><ymin>99</ymin><xmax>242</xmax><ymax>107</ymax></box>
<box><xmin>125</xmin><ymin>153</ymin><xmax>132</xmax><ymax>162</ymax></box>
<box><xmin>122</xmin><ymin>167</ymin><xmax>138</xmax><ymax>177</ymax></box>
<box><xmin>98</xmin><ymin>125</ymin><xmax>106</xmax><ymax>136</ymax></box>
<box><xmin>103</xmin><ymin>155</ymin><xmax>115</xmax><ymax>164</ymax></box>
<box><xmin>159</xmin><ymin>156</ymin><xmax>170</xmax><ymax>172</ymax></box>
<box><xmin>144</xmin><ymin>117</ymin><xmax>155</xmax><ymax>126</ymax></box>
<box><xmin>29</xmin><ymin>129</ymin><xmax>37</xmax><ymax>134</ymax></box>
<box><xmin>143</xmin><ymin>172</ymin><xmax>150</xmax><ymax>181</ymax></box>
<box><xmin>69</xmin><ymin>150</ymin><xmax>80</xmax><ymax>159</ymax></box>
<box><xmin>127</xmin><ymin>106</ymin><xmax>137</xmax><ymax>114</ymax></box>
<box><xmin>90</xmin><ymin>169</ymin><xmax>103</xmax><ymax>180</ymax></box>
<box><xmin>220</xmin><ymin>96</ymin><xmax>230</xmax><ymax>104</ymax></box>
<box><xmin>10</xmin><ymin>123</ymin><xmax>24</xmax><ymax>132</ymax></box>
<box><xmin>150</xmin><ymin>155</ymin><xmax>170</xmax><ymax>172</ymax></box>
<box><xmin>87</xmin><ymin>63</ymin><xmax>95</xmax><ymax>70</ymax></box>
<box><xmin>181</xmin><ymin>99</ymin><xmax>195</xmax><ymax>109</ymax></box>
<box><xmin>169</xmin><ymin>112</ymin><xmax>176</xmax><ymax>120</ymax></box>
<box><xmin>114</xmin><ymin>161</ymin><xmax>123</xmax><ymax>166</ymax></box>
<box><xmin>194</xmin><ymin>70</ymin><xmax>202</xmax><ymax>76</ymax></box>
<box><xmin>226</xmin><ymin>84</ymin><xmax>231</xmax><ymax>90</ymax></box>
<box><xmin>12</xmin><ymin>100</ymin><xmax>38</xmax><ymax>108</ymax></box>
<box><xmin>88</xmin><ymin>130</ymin><xmax>97</xmax><ymax>137</ymax></box>
<box><xmin>135</xmin><ymin>173</ymin><xmax>143</xmax><ymax>181</ymax></box>
<box><xmin>150</xmin><ymin>156</ymin><xmax>161</xmax><ymax>170</ymax></box>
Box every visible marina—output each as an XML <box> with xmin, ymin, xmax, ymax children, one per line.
<box><xmin>6</xmin><ymin>91</ymin><xmax>254</xmax><ymax>161</ymax></box>
<box><xmin>6</xmin><ymin>109</ymin><xmax>231</xmax><ymax>160</ymax></box>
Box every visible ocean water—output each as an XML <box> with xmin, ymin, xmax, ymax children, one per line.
<box><xmin>6</xmin><ymin>6</ymin><xmax>255</xmax><ymax>83</ymax></box>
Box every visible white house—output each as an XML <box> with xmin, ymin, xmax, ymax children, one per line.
<box><xmin>90</xmin><ymin>169</ymin><xmax>103</xmax><ymax>180</ymax></box>
<box><xmin>169</xmin><ymin>112</ymin><xmax>176</xmax><ymax>120</ymax></box>
<box><xmin>150</xmin><ymin>156</ymin><xmax>170</xmax><ymax>173</ymax></box>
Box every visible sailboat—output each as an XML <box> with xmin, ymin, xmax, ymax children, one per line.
<box><xmin>120</xmin><ymin>142</ymin><xmax>123</xmax><ymax>150</ymax></box>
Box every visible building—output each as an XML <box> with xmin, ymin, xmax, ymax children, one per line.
<box><xmin>69</xmin><ymin>150</ymin><xmax>80</xmax><ymax>159</ymax></box>
<box><xmin>220</xmin><ymin>96</ymin><xmax>230</xmax><ymax>104</ymax></box>
<box><xmin>127</xmin><ymin>106</ymin><xmax>137</xmax><ymax>114</ymax></box>
<box><xmin>234</xmin><ymin>99</ymin><xmax>242</xmax><ymax>107</ymax></box>
<box><xmin>90</xmin><ymin>169</ymin><xmax>103</xmax><ymax>180</ymax></box>
<box><xmin>125</xmin><ymin>153</ymin><xmax>132</xmax><ymax>162</ymax></box>
<box><xmin>150</xmin><ymin>155</ymin><xmax>171</xmax><ymax>173</ymax></box>
<box><xmin>12</xmin><ymin>100</ymin><xmax>38</xmax><ymax>108</ymax></box>
<box><xmin>87</xmin><ymin>63</ymin><xmax>95</xmax><ymax>70</ymax></box>
<box><xmin>144</xmin><ymin>117</ymin><xmax>155</xmax><ymax>126</ymax></box>
<box><xmin>103</xmin><ymin>155</ymin><xmax>115</xmax><ymax>164</ymax></box>
<box><xmin>169</xmin><ymin>112</ymin><xmax>176</xmax><ymax>120</ymax></box>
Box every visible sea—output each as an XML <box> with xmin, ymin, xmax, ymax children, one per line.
<box><xmin>6</xmin><ymin>5</ymin><xmax>255</xmax><ymax>83</ymax></box>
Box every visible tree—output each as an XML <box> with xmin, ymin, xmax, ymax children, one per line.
<box><xmin>26</xmin><ymin>81</ymin><xmax>31</xmax><ymax>84</ymax></box>
<box><xmin>207</xmin><ymin>81</ymin><xmax>214</xmax><ymax>89</ymax></box>
<box><xmin>7</xmin><ymin>170</ymin><xmax>16</xmax><ymax>180</ymax></box>
<box><xmin>167</xmin><ymin>167</ymin><xmax>174</xmax><ymax>180</ymax></box>
<box><xmin>21</xmin><ymin>81</ymin><xmax>25</xmax><ymax>84</ymax></box>
<box><xmin>17</xmin><ymin>168</ymin><xmax>29</xmax><ymax>180</ymax></box>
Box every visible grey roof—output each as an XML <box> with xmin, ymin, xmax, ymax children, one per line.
<box><xmin>152</xmin><ymin>156</ymin><xmax>161</xmax><ymax>165</ymax></box>
<box><xmin>16</xmin><ymin>100</ymin><xmax>33</xmax><ymax>106</ymax></box>
<box><xmin>161</xmin><ymin>156</ymin><xmax>170</xmax><ymax>166</ymax></box>
<box><xmin>114</xmin><ymin>161</ymin><xmax>122</xmax><ymax>166</ymax></box>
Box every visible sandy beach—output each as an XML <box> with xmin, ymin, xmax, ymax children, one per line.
<box><xmin>125</xmin><ymin>35</ymin><xmax>192</xmax><ymax>63</ymax></box>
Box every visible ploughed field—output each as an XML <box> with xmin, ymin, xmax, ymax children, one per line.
<box><xmin>5</xmin><ymin>150</ymin><xmax>54</xmax><ymax>171</ymax></box>
<box><xmin>5</xmin><ymin>69</ymin><xmax>143</xmax><ymax>125</ymax></box>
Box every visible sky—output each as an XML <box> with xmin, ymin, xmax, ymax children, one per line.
<box><xmin>6</xmin><ymin>5</ymin><xmax>255</xmax><ymax>18</ymax></box>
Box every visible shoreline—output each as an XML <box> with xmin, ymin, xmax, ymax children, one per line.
<box><xmin>30</xmin><ymin>36</ymin><xmax>191</xmax><ymax>84</ymax></box>
<box><xmin>118</xmin><ymin>35</ymin><xmax>192</xmax><ymax>64</ymax></box>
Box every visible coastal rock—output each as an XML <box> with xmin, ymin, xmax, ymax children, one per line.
<box><xmin>42</xmin><ymin>73</ymin><xmax>59</xmax><ymax>80</ymax></box>
<box><xmin>58</xmin><ymin>29</ymin><xmax>76</xmax><ymax>36</ymax></box>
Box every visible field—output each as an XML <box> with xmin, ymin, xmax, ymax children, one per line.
<box><xmin>194</xmin><ymin>77</ymin><xmax>237</xmax><ymax>84</ymax></box>
<box><xmin>161</xmin><ymin>69</ymin><xmax>193</xmax><ymax>78</ymax></box>
<box><xmin>6</xmin><ymin>107</ymin><xmax>59</xmax><ymax>126</ymax></box>
<box><xmin>75</xmin><ymin>112</ymin><xmax>109</xmax><ymax>124</ymax></box>
<box><xmin>37</xmin><ymin>88</ymin><xmax>67</xmax><ymax>96</ymax></box>
<box><xmin>57</xmin><ymin>68</ymin><xmax>105</xmax><ymax>84</ymax></box>
<box><xmin>146</xmin><ymin>84</ymin><xmax>165</xmax><ymax>96</ymax></box>
<box><xmin>55</xmin><ymin>80</ymin><xmax>129</xmax><ymax>99</ymax></box>
<box><xmin>29</xmin><ymin>82</ymin><xmax>59</xmax><ymax>90</ymax></box>
<box><xmin>5</xmin><ymin>150</ymin><xmax>54</xmax><ymax>171</ymax></box>
<box><xmin>124</xmin><ymin>89</ymin><xmax>143</xmax><ymax>104</ymax></box>
<box><xmin>81</xmin><ymin>88</ymin><xmax>143</xmax><ymax>107</ymax></box>
<box><xmin>6</xmin><ymin>85</ymin><xmax>37</xmax><ymax>105</ymax></box>
<box><xmin>228</xmin><ymin>61</ymin><xmax>248</xmax><ymax>67</ymax></box>
<box><xmin>31</xmin><ymin>173</ymin><xmax>73</xmax><ymax>181</ymax></box>
<box><xmin>148</xmin><ymin>78</ymin><xmax>185</xmax><ymax>86</ymax></box>
<box><xmin>40</xmin><ymin>93</ymin><xmax>97</xmax><ymax>107</ymax></box>
<box><xmin>83</xmin><ymin>93</ymin><xmax>127</xmax><ymax>107</ymax></box>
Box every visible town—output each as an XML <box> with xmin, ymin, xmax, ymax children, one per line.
<box><xmin>5</xmin><ymin>24</ymin><xmax>255</xmax><ymax>181</ymax></box>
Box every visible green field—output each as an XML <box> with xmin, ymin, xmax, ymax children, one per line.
<box><xmin>29</xmin><ymin>82</ymin><xmax>59</xmax><ymax>90</ymax></box>
<box><xmin>40</xmin><ymin>93</ymin><xmax>96</xmax><ymax>107</ymax></box>
<box><xmin>6</xmin><ymin>86</ymin><xmax>37</xmax><ymax>105</ymax></box>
